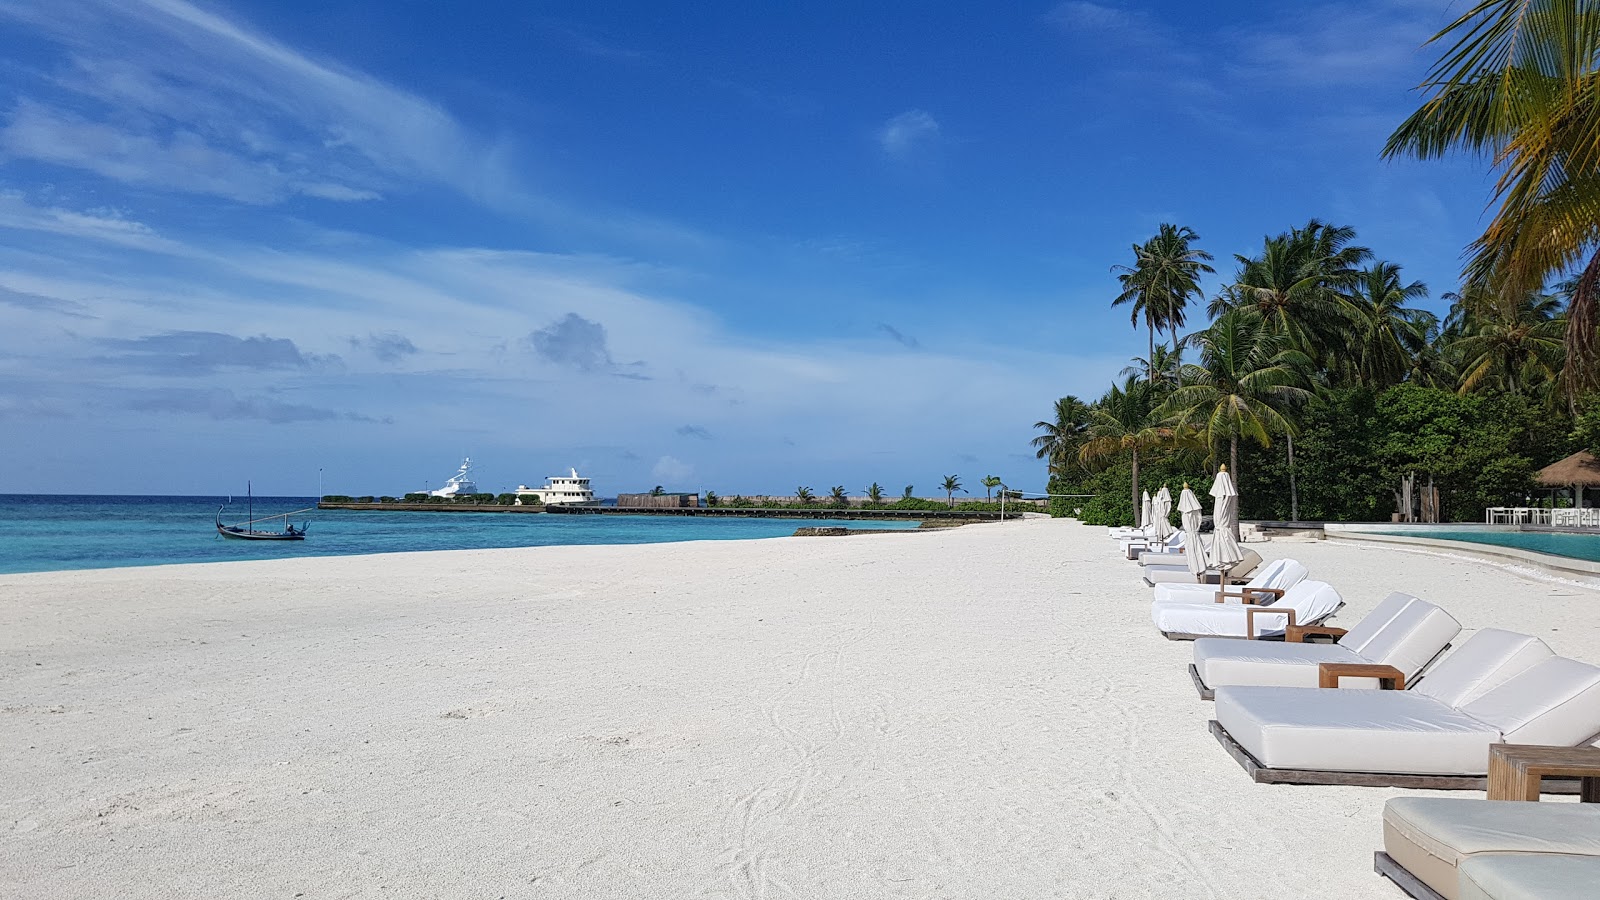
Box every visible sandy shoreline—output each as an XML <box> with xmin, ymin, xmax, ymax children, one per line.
<box><xmin>3</xmin><ymin>518</ymin><xmax>1597</xmax><ymax>898</ymax></box>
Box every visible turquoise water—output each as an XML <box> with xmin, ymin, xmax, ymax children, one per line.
<box><xmin>0</xmin><ymin>495</ymin><xmax>922</xmax><ymax>575</ymax></box>
<box><xmin>1368</xmin><ymin>528</ymin><xmax>1600</xmax><ymax>562</ymax></box>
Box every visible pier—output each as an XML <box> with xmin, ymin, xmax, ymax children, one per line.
<box><xmin>315</xmin><ymin>501</ymin><xmax>1011</xmax><ymax>521</ymax></box>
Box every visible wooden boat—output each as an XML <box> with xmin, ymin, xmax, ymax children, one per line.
<box><xmin>217</xmin><ymin>482</ymin><xmax>312</xmax><ymax>540</ymax></box>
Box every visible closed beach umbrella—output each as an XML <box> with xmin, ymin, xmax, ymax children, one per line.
<box><xmin>1151</xmin><ymin>485</ymin><xmax>1175</xmax><ymax>542</ymax></box>
<box><xmin>1210</xmin><ymin>467</ymin><xmax>1244</xmax><ymax>570</ymax></box>
<box><xmin>1178</xmin><ymin>485</ymin><xmax>1207</xmax><ymax>577</ymax></box>
<box><xmin>1139</xmin><ymin>490</ymin><xmax>1152</xmax><ymax>530</ymax></box>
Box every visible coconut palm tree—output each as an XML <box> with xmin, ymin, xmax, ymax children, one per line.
<box><xmin>1111</xmin><ymin>224</ymin><xmax>1215</xmax><ymax>381</ymax></box>
<box><xmin>902</xmin><ymin>485</ymin><xmax>915</xmax><ymax>500</ymax></box>
<box><xmin>1214</xmin><ymin>220</ymin><xmax>1371</xmax><ymax>365</ymax></box>
<box><xmin>980</xmin><ymin>475</ymin><xmax>1002</xmax><ymax>501</ymax></box>
<box><xmin>1158</xmin><ymin>311</ymin><xmax>1313</xmax><ymax>483</ymax></box>
<box><xmin>795</xmin><ymin>486</ymin><xmax>814</xmax><ymax>504</ymax></box>
<box><xmin>1445</xmin><ymin>284</ymin><xmax>1566</xmax><ymax>397</ymax></box>
<box><xmin>940</xmin><ymin>474</ymin><xmax>964</xmax><ymax>507</ymax></box>
<box><xmin>1031</xmin><ymin>395</ymin><xmax>1093</xmax><ymax>477</ymax></box>
<box><xmin>704</xmin><ymin>490</ymin><xmax>719</xmax><ymax>507</ymax></box>
<box><xmin>1077</xmin><ymin>378</ymin><xmax>1171</xmax><ymax>522</ymax></box>
<box><xmin>1120</xmin><ymin>344</ymin><xmax>1185</xmax><ymax>395</ymax></box>
<box><xmin>1346</xmin><ymin>261</ymin><xmax>1436</xmax><ymax>389</ymax></box>
<box><xmin>1384</xmin><ymin>1</ymin><xmax>1600</xmax><ymax>398</ymax></box>
<box><xmin>865</xmin><ymin>482</ymin><xmax>885</xmax><ymax>503</ymax></box>
<box><xmin>828</xmin><ymin>485</ymin><xmax>848</xmax><ymax>507</ymax></box>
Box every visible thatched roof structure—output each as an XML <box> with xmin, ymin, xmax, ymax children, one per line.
<box><xmin>1536</xmin><ymin>451</ymin><xmax>1600</xmax><ymax>487</ymax></box>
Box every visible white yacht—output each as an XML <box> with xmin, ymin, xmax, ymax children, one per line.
<box><xmin>515</xmin><ymin>468</ymin><xmax>596</xmax><ymax>506</ymax></box>
<box><xmin>427</xmin><ymin>458</ymin><xmax>478</xmax><ymax>497</ymax></box>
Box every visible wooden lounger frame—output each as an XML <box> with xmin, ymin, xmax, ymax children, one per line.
<box><xmin>1373</xmin><ymin>852</ymin><xmax>1444</xmax><ymax>900</ymax></box>
<box><xmin>1206</xmin><ymin>720</ymin><xmax>1581</xmax><ymax>792</ymax></box>
<box><xmin>1189</xmin><ymin>664</ymin><xmax>1215</xmax><ymax>700</ymax></box>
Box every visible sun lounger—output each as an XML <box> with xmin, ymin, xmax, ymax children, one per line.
<box><xmin>1137</xmin><ymin>532</ymin><xmax>1190</xmax><ymax>565</ymax></box>
<box><xmin>1122</xmin><ymin>531</ymin><xmax>1182</xmax><ymax>561</ymax></box>
<box><xmin>1143</xmin><ymin>549</ymin><xmax>1261</xmax><ymax>586</ymax></box>
<box><xmin>1150</xmin><ymin>558</ymin><xmax>1305</xmax><ymax>604</ymax></box>
<box><xmin>1152</xmin><ymin>579</ymin><xmax>1343</xmax><ymax>641</ymax></box>
<box><xmin>1457</xmin><ymin>853</ymin><xmax>1600</xmax><ymax>900</ymax></box>
<box><xmin>1375</xmin><ymin>797</ymin><xmax>1600</xmax><ymax>900</ymax></box>
<box><xmin>1188</xmin><ymin>592</ymin><xmax>1460</xmax><ymax>698</ymax></box>
<box><xmin>1209</xmin><ymin>629</ymin><xmax>1600</xmax><ymax>788</ymax></box>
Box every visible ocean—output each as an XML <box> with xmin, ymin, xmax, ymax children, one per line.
<box><xmin>0</xmin><ymin>495</ymin><xmax>922</xmax><ymax>576</ymax></box>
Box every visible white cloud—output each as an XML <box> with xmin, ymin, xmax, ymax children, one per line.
<box><xmin>650</xmin><ymin>456</ymin><xmax>693</xmax><ymax>485</ymax></box>
<box><xmin>0</xmin><ymin>0</ymin><xmax>509</xmax><ymax>205</ymax></box>
<box><xmin>877</xmin><ymin>109</ymin><xmax>941</xmax><ymax>159</ymax></box>
<box><xmin>1046</xmin><ymin>1</ymin><xmax>1146</xmax><ymax>32</ymax></box>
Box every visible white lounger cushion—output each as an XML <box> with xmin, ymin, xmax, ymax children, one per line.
<box><xmin>1337</xmin><ymin>592</ymin><xmax>1424</xmax><ymax>656</ymax></box>
<box><xmin>1459</xmin><ymin>853</ymin><xmax>1600</xmax><ymax>900</ymax></box>
<box><xmin>1459</xmin><ymin>657</ymin><xmax>1600</xmax><ymax>745</ymax></box>
<box><xmin>1190</xmin><ymin>593</ymin><xmax>1454</xmax><ymax>691</ymax></box>
<box><xmin>1358</xmin><ymin>599</ymin><xmax>1461</xmax><ymax>677</ymax></box>
<box><xmin>1154</xmin><ymin>580</ymin><xmax>1342</xmax><ymax>638</ymax></box>
<box><xmin>1194</xmin><ymin>639</ymin><xmax>1363</xmax><ymax>689</ymax></box>
<box><xmin>1214</xmin><ymin>685</ymin><xmax>1499</xmax><ymax>774</ymax></box>
<box><xmin>1144</xmin><ymin>564</ymin><xmax>1204</xmax><ymax>585</ymax></box>
<box><xmin>1383</xmin><ymin>798</ymin><xmax>1600</xmax><ymax>900</ymax></box>
<box><xmin>1412</xmin><ymin>629</ymin><xmax>1553</xmax><ymax>708</ymax></box>
<box><xmin>1150</xmin><ymin>558</ymin><xmax>1305</xmax><ymax>604</ymax></box>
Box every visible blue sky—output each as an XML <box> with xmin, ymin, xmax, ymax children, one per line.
<box><xmin>0</xmin><ymin>0</ymin><xmax>1491</xmax><ymax>496</ymax></box>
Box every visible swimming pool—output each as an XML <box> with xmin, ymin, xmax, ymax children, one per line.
<box><xmin>1341</xmin><ymin>526</ymin><xmax>1600</xmax><ymax>563</ymax></box>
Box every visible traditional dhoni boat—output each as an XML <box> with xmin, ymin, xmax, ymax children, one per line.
<box><xmin>216</xmin><ymin>482</ymin><xmax>312</xmax><ymax>541</ymax></box>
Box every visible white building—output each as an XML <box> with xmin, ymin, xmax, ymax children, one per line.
<box><xmin>515</xmin><ymin>469</ymin><xmax>597</xmax><ymax>506</ymax></box>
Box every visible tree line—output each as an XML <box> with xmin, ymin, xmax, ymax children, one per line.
<box><xmin>1033</xmin><ymin>5</ymin><xmax>1600</xmax><ymax>526</ymax></box>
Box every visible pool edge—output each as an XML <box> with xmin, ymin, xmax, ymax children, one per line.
<box><xmin>1325</xmin><ymin>525</ymin><xmax>1600</xmax><ymax>585</ymax></box>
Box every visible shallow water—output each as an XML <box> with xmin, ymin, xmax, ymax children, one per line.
<box><xmin>0</xmin><ymin>495</ymin><xmax>922</xmax><ymax>575</ymax></box>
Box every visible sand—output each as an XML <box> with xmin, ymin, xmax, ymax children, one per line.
<box><xmin>2</xmin><ymin>517</ymin><xmax>1596</xmax><ymax>899</ymax></box>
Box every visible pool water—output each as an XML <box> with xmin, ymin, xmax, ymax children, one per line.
<box><xmin>1367</xmin><ymin>528</ymin><xmax>1600</xmax><ymax>563</ymax></box>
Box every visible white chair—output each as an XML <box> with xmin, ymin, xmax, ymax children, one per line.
<box><xmin>1188</xmin><ymin>593</ymin><xmax>1460</xmax><ymax>698</ymax></box>
<box><xmin>1151</xmin><ymin>558</ymin><xmax>1306</xmax><ymax>604</ymax></box>
<box><xmin>1210</xmin><ymin>630</ymin><xmax>1600</xmax><ymax>784</ymax></box>
<box><xmin>1152</xmin><ymin>579</ymin><xmax>1343</xmax><ymax>640</ymax></box>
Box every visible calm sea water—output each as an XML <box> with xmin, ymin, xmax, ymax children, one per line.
<box><xmin>0</xmin><ymin>495</ymin><xmax>922</xmax><ymax>575</ymax></box>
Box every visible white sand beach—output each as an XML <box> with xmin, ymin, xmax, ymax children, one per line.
<box><xmin>3</xmin><ymin>518</ymin><xmax>1597</xmax><ymax>899</ymax></box>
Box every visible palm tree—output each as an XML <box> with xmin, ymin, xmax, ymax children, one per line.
<box><xmin>866</xmin><ymin>482</ymin><xmax>885</xmax><ymax>503</ymax></box>
<box><xmin>828</xmin><ymin>485</ymin><xmax>848</xmax><ymax>507</ymax></box>
<box><xmin>1031</xmin><ymin>395</ymin><xmax>1093</xmax><ymax>477</ymax></box>
<box><xmin>704</xmin><ymin>490</ymin><xmax>719</xmax><ymax>507</ymax></box>
<box><xmin>1111</xmin><ymin>224</ymin><xmax>1215</xmax><ymax>381</ymax></box>
<box><xmin>1215</xmin><ymin>220</ymin><xmax>1371</xmax><ymax>365</ymax></box>
<box><xmin>650</xmin><ymin>485</ymin><xmax>665</xmax><ymax>496</ymax></box>
<box><xmin>795</xmin><ymin>486</ymin><xmax>813</xmax><ymax>504</ymax></box>
<box><xmin>980</xmin><ymin>475</ymin><xmax>1002</xmax><ymax>501</ymax></box>
<box><xmin>1445</xmin><ymin>284</ymin><xmax>1566</xmax><ymax>397</ymax></box>
<box><xmin>940</xmin><ymin>474</ymin><xmax>964</xmax><ymax>507</ymax></box>
<box><xmin>1077</xmin><ymin>378</ymin><xmax>1171</xmax><ymax>521</ymax></box>
<box><xmin>1159</xmin><ymin>311</ymin><xmax>1312</xmax><ymax>484</ymax></box>
<box><xmin>1120</xmin><ymin>344</ymin><xmax>1185</xmax><ymax>395</ymax></box>
<box><xmin>1384</xmin><ymin>2</ymin><xmax>1600</xmax><ymax>398</ymax></box>
<box><xmin>1347</xmin><ymin>262</ymin><xmax>1435</xmax><ymax>389</ymax></box>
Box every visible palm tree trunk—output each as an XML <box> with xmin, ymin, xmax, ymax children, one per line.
<box><xmin>1172</xmin><ymin>332</ymin><xmax>1182</xmax><ymax>389</ymax></box>
<box><xmin>1563</xmin><ymin>248</ymin><xmax>1600</xmax><ymax>406</ymax></box>
<box><xmin>1288</xmin><ymin>432</ymin><xmax>1298</xmax><ymax>522</ymax></box>
<box><xmin>1230</xmin><ymin>437</ymin><xmax>1240</xmax><ymax>541</ymax></box>
<box><xmin>1130</xmin><ymin>448</ymin><xmax>1141</xmax><ymax>527</ymax></box>
<box><xmin>1148</xmin><ymin>322</ymin><xmax>1157</xmax><ymax>384</ymax></box>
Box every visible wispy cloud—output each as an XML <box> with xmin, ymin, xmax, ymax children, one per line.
<box><xmin>1045</xmin><ymin>1</ymin><xmax>1146</xmax><ymax>32</ymax></box>
<box><xmin>118</xmin><ymin>386</ymin><xmax>383</xmax><ymax>424</ymax></box>
<box><xmin>650</xmin><ymin>455</ymin><xmax>693</xmax><ymax>484</ymax></box>
<box><xmin>0</xmin><ymin>0</ymin><xmax>514</xmax><ymax>206</ymax></box>
<box><xmin>350</xmin><ymin>332</ymin><xmax>419</xmax><ymax>364</ymax></box>
<box><xmin>876</xmin><ymin>323</ymin><xmax>920</xmax><ymax>349</ymax></box>
<box><xmin>878</xmin><ymin>109</ymin><xmax>940</xmax><ymax>160</ymax></box>
<box><xmin>527</xmin><ymin>312</ymin><xmax>618</xmax><ymax>372</ymax></box>
<box><xmin>676</xmin><ymin>424</ymin><xmax>712</xmax><ymax>440</ymax></box>
<box><xmin>99</xmin><ymin>331</ymin><xmax>334</xmax><ymax>374</ymax></box>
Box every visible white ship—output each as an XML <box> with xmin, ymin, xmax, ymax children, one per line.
<box><xmin>515</xmin><ymin>468</ymin><xmax>596</xmax><ymax>506</ymax></box>
<box><xmin>427</xmin><ymin>458</ymin><xmax>478</xmax><ymax>497</ymax></box>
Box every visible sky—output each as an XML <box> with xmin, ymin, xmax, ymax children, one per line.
<box><xmin>0</xmin><ymin>0</ymin><xmax>1497</xmax><ymax>497</ymax></box>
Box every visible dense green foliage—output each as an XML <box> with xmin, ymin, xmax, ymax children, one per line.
<box><xmin>1035</xmin><ymin>213</ymin><xmax>1590</xmax><ymax>526</ymax></box>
